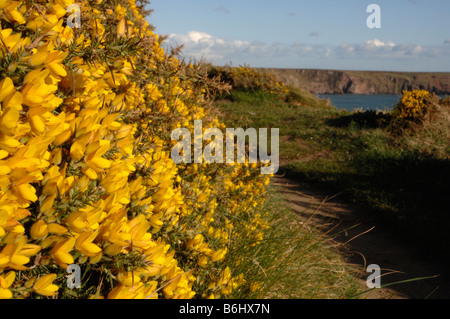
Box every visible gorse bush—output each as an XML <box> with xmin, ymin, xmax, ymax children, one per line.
<box><xmin>389</xmin><ymin>90</ymin><xmax>450</xmax><ymax>158</ymax></box>
<box><xmin>0</xmin><ymin>0</ymin><xmax>272</xmax><ymax>299</ymax></box>
<box><xmin>391</xmin><ymin>90</ymin><xmax>436</xmax><ymax>122</ymax></box>
<box><xmin>209</xmin><ymin>65</ymin><xmax>289</xmax><ymax>96</ymax></box>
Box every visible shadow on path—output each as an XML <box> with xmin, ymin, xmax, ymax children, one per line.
<box><xmin>272</xmin><ymin>174</ymin><xmax>450</xmax><ymax>299</ymax></box>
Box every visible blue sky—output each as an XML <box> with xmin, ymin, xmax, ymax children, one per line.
<box><xmin>148</xmin><ymin>0</ymin><xmax>450</xmax><ymax>71</ymax></box>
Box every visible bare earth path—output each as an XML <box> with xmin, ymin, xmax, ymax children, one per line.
<box><xmin>272</xmin><ymin>174</ymin><xmax>450</xmax><ymax>299</ymax></box>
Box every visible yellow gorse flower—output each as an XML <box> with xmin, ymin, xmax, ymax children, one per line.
<box><xmin>50</xmin><ymin>237</ymin><xmax>75</xmax><ymax>268</ymax></box>
<box><xmin>33</xmin><ymin>274</ymin><xmax>59</xmax><ymax>297</ymax></box>
<box><xmin>0</xmin><ymin>271</ymin><xmax>15</xmax><ymax>299</ymax></box>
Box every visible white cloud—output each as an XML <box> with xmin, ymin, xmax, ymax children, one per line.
<box><xmin>165</xmin><ymin>31</ymin><xmax>333</xmax><ymax>64</ymax></box>
<box><xmin>365</xmin><ymin>39</ymin><xmax>395</xmax><ymax>48</ymax></box>
<box><xmin>166</xmin><ymin>31</ymin><xmax>250</xmax><ymax>62</ymax></box>
<box><xmin>164</xmin><ymin>32</ymin><xmax>450</xmax><ymax>68</ymax></box>
<box><xmin>336</xmin><ymin>39</ymin><xmax>449</xmax><ymax>60</ymax></box>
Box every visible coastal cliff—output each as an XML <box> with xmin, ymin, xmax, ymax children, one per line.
<box><xmin>258</xmin><ymin>68</ymin><xmax>450</xmax><ymax>95</ymax></box>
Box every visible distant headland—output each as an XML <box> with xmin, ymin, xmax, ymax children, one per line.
<box><xmin>257</xmin><ymin>68</ymin><xmax>450</xmax><ymax>95</ymax></box>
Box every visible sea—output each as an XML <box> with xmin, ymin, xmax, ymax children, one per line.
<box><xmin>317</xmin><ymin>94</ymin><xmax>402</xmax><ymax>112</ymax></box>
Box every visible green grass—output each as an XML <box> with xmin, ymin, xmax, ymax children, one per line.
<box><xmin>226</xmin><ymin>183</ymin><xmax>363</xmax><ymax>299</ymax></box>
<box><xmin>215</xmin><ymin>88</ymin><xmax>450</xmax><ymax>264</ymax></box>
<box><xmin>216</xmin><ymin>89</ymin><xmax>337</xmax><ymax>159</ymax></box>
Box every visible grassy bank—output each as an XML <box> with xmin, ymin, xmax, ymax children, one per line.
<box><xmin>215</xmin><ymin>87</ymin><xmax>450</xmax><ymax>264</ymax></box>
<box><xmin>226</xmin><ymin>182</ymin><xmax>363</xmax><ymax>299</ymax></box>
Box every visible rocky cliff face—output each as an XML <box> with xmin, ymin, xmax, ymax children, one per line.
<box><xmin>260</xmin><ymin>68</ymin><xmax>450</xmax><ymax>95</ymax></box>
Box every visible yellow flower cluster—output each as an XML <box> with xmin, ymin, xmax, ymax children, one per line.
<box><xmin>392</xmin><ymin>90</ymin><xmax>432</xmax><ymax>120</ymax></box>
<box><xmin>0</xmin><ymin>0</ymin><xmax>271</xmax><ymax>299</ymax></box>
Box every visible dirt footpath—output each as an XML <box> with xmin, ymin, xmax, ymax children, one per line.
<box><xmin>272</xmin><ymin>174</ymin><xmax>450</xmax><ymax>299</ymax></box>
